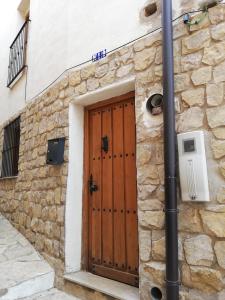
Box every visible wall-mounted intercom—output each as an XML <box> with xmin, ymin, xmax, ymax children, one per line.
<box><xmin>177</xmin><ymin>131</ymin><xmax>210</xmax><ymax>202</ymax></box>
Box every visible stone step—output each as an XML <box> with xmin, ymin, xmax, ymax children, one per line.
<box><xmin>64</xmin><ymin>271</ymin><xmax>140</xmax><ymax>300</ymax></box>
<box><xmin>0</xmin><ymin>215</ymin><xmax>54</xmax><ymax>300</ymax></box>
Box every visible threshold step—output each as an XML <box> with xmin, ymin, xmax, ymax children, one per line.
<box><xmin>64</xmin><ymin>271</ymin><xmax>139</xmax><ymax>300</ymax></box>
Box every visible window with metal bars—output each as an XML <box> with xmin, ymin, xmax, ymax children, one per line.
<box><xmin>7</xmin><ymin>20</ymin><xmax>29</xmax><ymax>87</ymax></box>
<box><xmin>1</xmin><ymin>117</ymin><xmax>21</xmax><ymax>178</ymax></box>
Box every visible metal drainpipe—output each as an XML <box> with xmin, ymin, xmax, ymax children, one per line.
<box><xmin>162</xmin><ymin>0</ymin><xmax>179</xmax><ymax>299</ymax></box>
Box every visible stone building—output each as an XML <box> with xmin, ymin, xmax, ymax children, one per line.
<box><xmin>0</xmin><ymin>0</ymin><xmax>225</xmax><ymax>299</ymax></box>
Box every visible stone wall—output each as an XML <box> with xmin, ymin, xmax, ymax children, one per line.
<box><xmin>0</xmin><ymin>4</ymin><xmax>225</xmax><ymax>299</ymax></box>
<box><xmin>136</xmin><ymin>5</ymin><xmax>225</xmax><ymax>300</ymax></box>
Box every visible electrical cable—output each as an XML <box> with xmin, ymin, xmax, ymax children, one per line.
<box><xmin>27</xmin><ymin>2</ymin><xmax>225</xmax><ymax>102</ymax></box>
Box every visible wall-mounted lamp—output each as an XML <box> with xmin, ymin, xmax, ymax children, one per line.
<box><xmin>146</xmin><ymin>94</ymin><xmax>163</xmax><ymax>115</ymax></box>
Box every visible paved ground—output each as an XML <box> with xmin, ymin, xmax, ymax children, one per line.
<box><xmin>21</xmin><ymin>289</ymin><xmax>78</xmax><ymax>300</ymax></box>
<box><xmin>0</xmin><ymin>214</ymin><xmax>78</xmax><ymax>299</ymax></box>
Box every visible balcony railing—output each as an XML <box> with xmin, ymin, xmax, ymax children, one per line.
<box><xmin>7</xmin><ymin>20</ymin><xmax>29</xmax><ymax>87</ymax></box>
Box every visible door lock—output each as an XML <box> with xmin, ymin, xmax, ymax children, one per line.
<box><xmin>89</xmin><ymin>174</ymin><xmax>98</xmax><ymax>195</ymax></box>
<box><xmin>102</xmin><ymin>136</ymin><xmax>109</xmax><ymax>153</ymax></box>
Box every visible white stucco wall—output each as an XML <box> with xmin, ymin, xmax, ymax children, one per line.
<box><xmin>0</xmin><ymin>0</ymin><xmax>209</xmax><ymax>123</ymax></box>
<box><xmin>0</xmin><ymin>0</ymin><xmax>27</xmax><ymax>123</ymax></box>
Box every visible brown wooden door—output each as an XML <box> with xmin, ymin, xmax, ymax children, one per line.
<box><xmin>85</xmin><ymin>92</ymin><xmax>139</xmax><ymax>287</ymax></box>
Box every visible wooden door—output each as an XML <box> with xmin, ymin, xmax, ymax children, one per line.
<box><xmin>84</xmin><ymin>92</ymin><xmax>139</xmax><ymax>287</ymax></box>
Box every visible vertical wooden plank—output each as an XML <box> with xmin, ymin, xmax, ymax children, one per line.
<box><xmin>123</xmin><ymin>100</ymin><xmax>139</xmax><ymax>274</ymax></box>
<box><xmin>102</xmin><ymin>108</ymin><xmax>113</xmax><ymax>267</ymax></box>
<box><xmin>112</xmin><ymin>103</ymin><xmax>126</xmax><ymax>271</ymax></box>
<box><xmin>90</xmin><ymin>111</ymin><xmax>102</xmax><ymax>266</ymax></box>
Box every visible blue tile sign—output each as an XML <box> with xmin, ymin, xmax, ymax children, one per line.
<box><xmin>92</xmin><ymin>49</ymin><xmax>107</xmax><ymax>62</ymax></box>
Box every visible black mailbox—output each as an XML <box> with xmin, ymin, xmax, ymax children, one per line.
<box><xmin>46</xmin><ymin>138</ymin><xmax>65</xmax><ymax>165</ymax></box>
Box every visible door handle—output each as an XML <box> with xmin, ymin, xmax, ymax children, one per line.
<box><xmin>102</xmin><ymin>136</ymin><xmax>109</xmax><ymax>153</ymax></box>
<box><xmin>89</xmin><ymin>174</ymin><xmax>98</xmax><ymax>195</ymax></box>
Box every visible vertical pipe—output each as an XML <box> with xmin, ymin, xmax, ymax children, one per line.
<box><xmin>162</xmin><ymin>0</ymin><xmax>179</xmax><ymax>299</ymax></box>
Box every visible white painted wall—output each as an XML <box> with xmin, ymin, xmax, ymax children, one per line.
<box><xmin>0</xmin><ymin>0</ymin><xmax>208</xmax><ymax>123</ymax></box>
<box><xmin>0</xmin><ymin>0</ymin><xmax>27</xmax><ymax>123</ymax></box>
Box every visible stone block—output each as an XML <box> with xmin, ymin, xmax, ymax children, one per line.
<box><xmin>143</xmin><ymin>262</ymin><xmax>166</xmax><ymax>286</ymax></box>
<box><xmin>134</xmin><ymin>39</ymin><xmax>145</xmax><ymax>52</ymax></box>
<box><xmin>152</xmin><ymin>236</ymin><xmax>165</xmax><ymax>261</ymax></box>
<box><xmin>173</xmin><ymin>22</ymin><xmax>189</xmax><ymax>39</ymax></box>
<box><xmin>138</xmin><ymin>199</ymin><xmax>163</xmax><ymax>211</ymax></box>
<box><xmin>116</xmin><ymin>63</ymin><xmax>133</xmax><ymax>78</ymax></box>
<box><xmin>213</xmin><ymin>60</ymin><xmax>225</xmax><ymax>83</ymax></box>
<box><xmin>182</xmin><ymin>29</ymin><xmax>211</xmax><ymax>54</ymax></box>
<box><xmin>69</xmin><ymin>70</ymin><xmax>81</xmax><ymax>86</ymax></box>
<box><xmin>219</xmin><ymin>159</ymin><xmax>225</xmax><ymax>179</ymax></box>
<box><xmin>211</xmin><ymin>22</ymin><xmax>225</xmax><ymax>41</ymax></box>
<box><xmin>137</xmin><ymin>184</ymin><xmax>157</xmax><ymax>201</ymax></box>
<box><xmin>95</xmin><ymin>64</ymin><xmax>109</xmax><ymax>78</ymax></box>
<box><xmin>57</xmin><ymin>206</ymin><xmax>64</xmax><ymax>224</ymax></box>
<box><xmin>181</xmin><ymin>88</ymin><xmax>205</xmax><ymax>107</ymax></box>
<box><xmin>154</xmin><ymin>65</ymin><xmax>163</xmax><ymax>79</ymax></box>
<box><xmin>139</xmin><ymin>230</ymin><xmax>151</xmax><ymax>262</ymax></box>
<box><xmin>213</xmin><ymin>127</ymin><xmax>225</xmax><ymax>140</ymax></box>
<box><xmin>181</xmin><ymin>51</ymin><xmax>202</xmax><ymax>72</ymax></box>
<box><xmin>99</xmin><ymin>71</ymin><xmax>115</xmax><ymax>87</ymax></box>
<box><xmin>134</xmin><ymin>48</ymin><xmax>156</xmax><ymax>71</ymax></box>
<box><xmin>179</xmin><ymin>207</ymin><xmax>202</xmax><ymax>233</ymax></box>
<box><xmin>119</xmin><ymin>47</ymin><xmax>133</xmax><ymax>64</ymax></box>
<box><xmin>59</xmin><ymin>76</ymin><xmax>69</xmax><ymax>90</ymax></box>
<box><xmin>189</xmin><ymin>14</ymin><xmax>210</xmax><ymax>32</ymax></box>
<box><xmin>207</xmin><ymin>105</ymin><xmax>225</xmax><ymax>128</ymax></box>
<box><xmin>217</xmin><ymin>187</ymin><xmax>225</xmax><ymax>203</ymax></box>
<box><xmin>144</xmin><ymin>32</ymin><xmax>162</xmax><ymax>47</ymax></box>
<box><xmin>155</xmin><ymin>46</ymin><xmax>162</xmax><ymax>64</ymax></box>
<box><xmin>191</xmin><ymin>66</ymin><xmax>212</xmax><ymax>86</ymax></box>
<box><xmin>206</xmin><ymin>83</ymin><xmax>224</xmax><ymax>106</ymax></box>
<box><xmin>182</xmin><ymin>264</ymin><xmax>224</xmax><ymax>293</ymax></box>
<box><xmin>214</xmin><ymin>241</ymin><xmax>225</xmax><ymax>269</ymax></box>
<box><xmin>74</xmin><ymin>81</ymin><xmax>87</xmax><ymax>95</ymax></box>
<box><xmin>136</xmin><ymin>69</ymin><xmax>154</xmax><ymax>85</ymax></box>
<box><xmin>81</xmin><ymin>65</ymin><xmax>95</xmax><ymax>80</ymax></box>
<box><xmin>177</xmin><ymin>107</ymin><xmax>204</xmax><ymax>133</ymax></box>
<box><xmin>87</xmin><ymin>78</ymin><xmax>99</xmax><ymax>91</ymax></box>
<box><xmin>139</xmin><ymin>211</ymin><xmax>165</xmax><ymax>229</ymax></box>
<box><xmin>209</xmin><ymin>5</ymin><xmax>225</xmax><ymax>24</ymax></box>
<box><xmin>174</xmin><ymin>73</ymin><xmax>190</xmax><ymax>92</ymax></box>
<box><xmin>137</xmin><ymin>164</ymin><xmax>159</xmax><ymax>185</ymax></box>
<box><xmin>200</xmin><ymin>210</ymin><xmax>225</xmax><ymax>237</ymax></box>
<box><xmin>184</xmin><ymin>235</ymin><xmax>214</xmax><ymax>267</ymax></box>
<box><xmin>202</xmin><ymin>42</ymin><xmax>225</xmax><ymax>65</ymax></box>
<box><xmin>211</xmin><ymin>139</ymin><xmax>225</xmax><ymax>159</ymax></box>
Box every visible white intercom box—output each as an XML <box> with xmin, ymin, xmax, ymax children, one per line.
<box><xmin>177</xmin><ymin>131</ymin><xmax>210</xmax><ymax>202</ymax></box>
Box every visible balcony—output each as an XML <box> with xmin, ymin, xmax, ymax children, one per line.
<box><xmin>7</xmin><ymin>20</ymin><xmax>29</xmax><ymax>88</ymax></box>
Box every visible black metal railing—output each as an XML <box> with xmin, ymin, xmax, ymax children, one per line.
<box><xmin>7</xmin><ymin>20</ymin><xmax>29</xmax><ymax>87</ymax></box>
<box><xmin>1</xmin><ymin>117</ymin><xmax>21</xmax><ymax>177</ymax></box>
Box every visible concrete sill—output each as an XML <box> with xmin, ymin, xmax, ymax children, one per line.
<box><xmin>0</xmin><ymin>176</ymin><xmax>18</xmax><ymax>180</ymax></box>
<box><xmin>64</xmin><ymin>271</ymin><xmax>139</xmax><ymax>300</ymax></box>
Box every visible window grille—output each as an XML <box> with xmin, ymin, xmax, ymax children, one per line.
<box><xmin>7</xmin><ymin>20</ymin><xmax>29</xmax><ymax>87</ymax></box>
<box><xmin>1</xmin><ymin>117</ymin><xmax>21</xmax><ymax>177</ymax></box>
